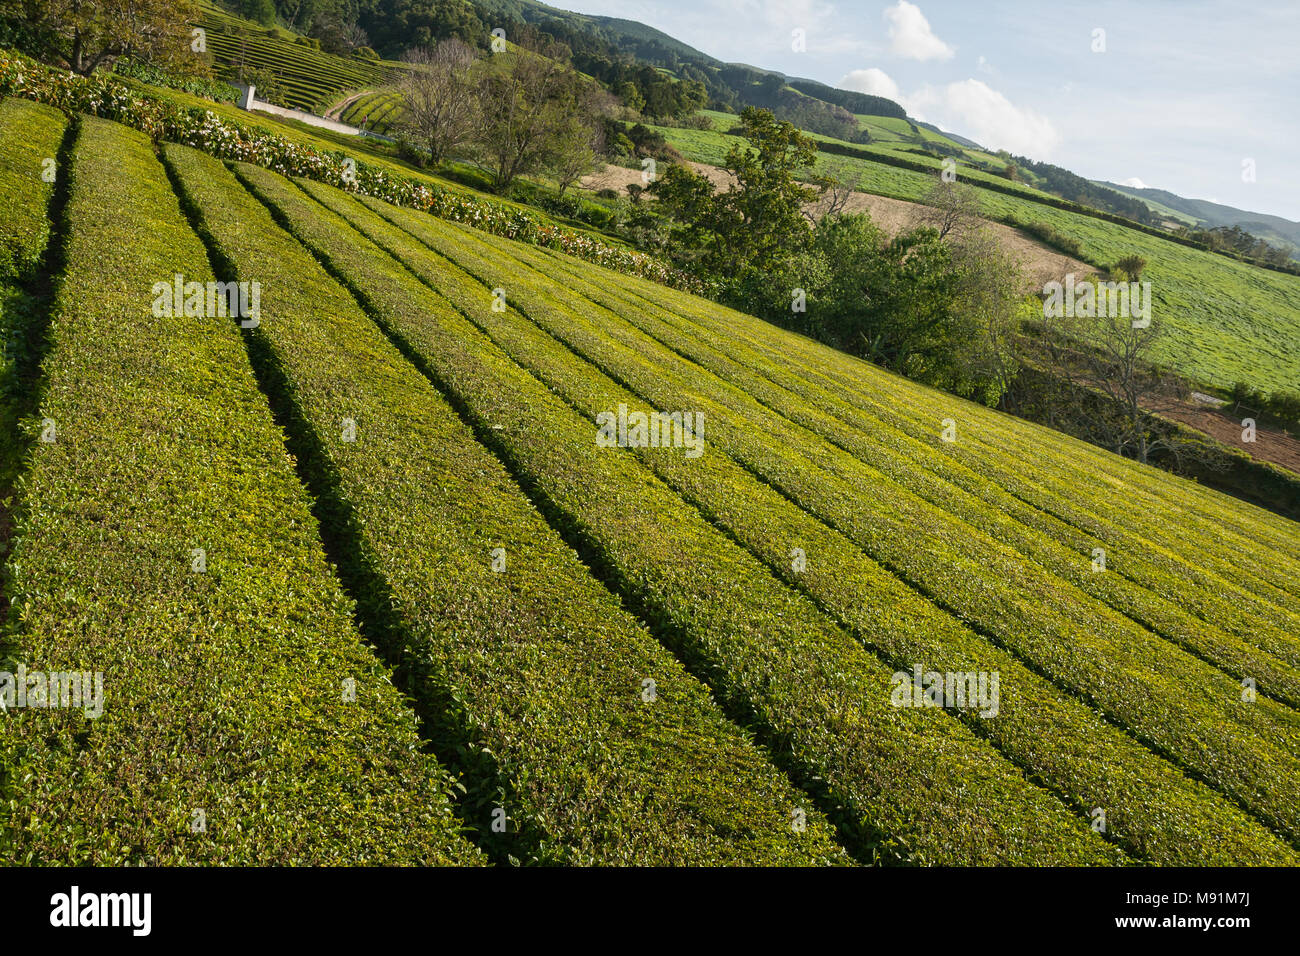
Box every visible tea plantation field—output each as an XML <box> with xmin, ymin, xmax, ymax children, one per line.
<box><xmin>3</xmin><ymin>98</ymin><xmax>1299</xmax><ymax>866</ymax></box>
<box><xmin>338</xmin><ymin>90</ymin><xmax>406</xmax><ymax>134</ymax></box>
<box><xmin>196</xmin><ymin>4</ymin><xmax>406</xmax><ymax>113</ymax></box>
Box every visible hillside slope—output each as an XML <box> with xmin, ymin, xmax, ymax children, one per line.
<box><xmin>197</xmin><ymin>3</ymin><xmax>406</xmax><ymax>112</ymax></box>
<box><xmin>652</xmin><ymin>120</ymin><xmax>1300</xmax><ymax>393</ymax></box>
<box><xmin>3</xmin><ymin>97</ymin><xmax>1300</xmax><ymax>864</ymax></box>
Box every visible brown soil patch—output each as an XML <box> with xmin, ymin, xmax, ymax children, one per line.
<box><xmin>1147</xmin><ymin>393</ymin><xmax>1300</xmax><ymax>474</ymax></box>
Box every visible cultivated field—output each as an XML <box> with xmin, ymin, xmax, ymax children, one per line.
<box><xmin>3</xmin><ymin>98</ymin><xmax>1299</xmax><ymax>865</ymax></box>
<box><xmin>337</xmin><ymin>90</ymin><xmax>406</xmax><ymax>133</ymax></box>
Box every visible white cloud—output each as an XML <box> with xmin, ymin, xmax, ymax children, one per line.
<box><xmin>1121</xmin><ymin>177</ymin><xmax>1150</xmax><ymax>189</ymax></box>
<box><xmin>910</xmin><ymin>79</ymin><xmax>1060</xmax><ymax>159</ymax></box>
<box><xmin>836</xmin><ymin>72</ymin><xmax>1056</xmax><ymax>158</ymax></box>
<box><xmin>838</xmin><ymin>67</ymin><xmax>902</xmax><ymax>102</ymax></box>
<box><xmin>977</xmin><ymin>55</ymin><xmax>994</xmax><ymax>74</ymax></box>
<box><xmin>884</xmin><ymin>1</ymin><xmax>954</xmax><ymax>61</ymax></box>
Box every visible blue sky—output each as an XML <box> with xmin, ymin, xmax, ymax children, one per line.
<box><xmin>549</xmin><ymin>0</ymin><xmax>1300</xmax><ymax>222</ymax></box>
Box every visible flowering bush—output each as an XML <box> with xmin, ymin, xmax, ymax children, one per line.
<box><xmin>0</xmin><ymin>48</ymin><xmax>704</xmax><ymax>294</ymax></box>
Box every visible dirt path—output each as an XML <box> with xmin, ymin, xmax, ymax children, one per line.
<box><xmin>580</xmin><ymin>162</ymin><xmax>1094</xmax><ymax>292</ymax></box>
<box><xmin>324</xmin><ymin>90</ymin><xmax>370</xmax><ymax>121</ymax></box>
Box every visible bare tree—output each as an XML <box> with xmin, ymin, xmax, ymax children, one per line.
<box><xmin>551</xmin><ymin>94</ymin><xmax>612</xmax><ymax>195</ymax></box>
<box><xmin>804</xmin><ymin>160</ymin><xmax>856</xmax><ymax>222</ymax></box>
<box><xmin>474</xmin><ymin>38</ymin><xmax>603</xmax><ymax>191</ymax></box>
<box><xmin>342</xmin><ymin>21</ymin><xmax>370</xmax><ymax>52</ymax></box>
<box><xmin>396</xmin><ymin>38</ymin><xmax>478</xmax><ymax>166</ymax></box>
<box><xmin>913</xmin><ymin>178</ymin><xmax>983</xmax><ymax>241</ymax></box>
<box><xmin>1032</xmin><ymin>304</ymin><xmax>1200</xmax><ymax>466</ymax></box>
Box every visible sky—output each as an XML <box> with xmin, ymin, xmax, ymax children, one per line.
<box><xmin>546</xmin><ymin>0</ymin><xmax>1300</xmax><ymax>222</ymax></box>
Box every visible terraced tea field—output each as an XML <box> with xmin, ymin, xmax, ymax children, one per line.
<box><xmin>3</xmin><ymin>99</ymin><xmax>1299</xmax><ymax>866</ymax></box>
<box><xmin>196</xmin><ymin>5</ymin><xmax>406</xmax><ymax>113</ymax></box>
<box><xmin>337</xmin><ymin>91</ymin><xmax>406</xmax><ymax>134</ymax></box>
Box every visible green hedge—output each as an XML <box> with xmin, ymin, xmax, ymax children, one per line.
<box><xmin>499</xmin><ymin>220</ymin><xmax>1300</xmax><ymax>597</ymax></box>
<box><xmin>1</xmin><ymin>117</ymin><xmax>481</xmax><ymax>865</ymax></box>
<box><xmin>163</xmin><ymin>145</ymin><xmax>847</xmax><ymax>866</ymax></box>
<box><xmin>0</xmin><ymin>49</ymin><xmax>697</xmax><ymax>294</ymax></box>
<box><xmin>0</xmin><ymin>98</ymin><xmax>64</xmax><ymax>284</ymax></box>
<box><xmin>292</xmin><ymin>176</ymin><xmax>1122</xmax><ymax>865</ymax></box>
<box><xmin>355</xmin><ymin>194</ymin><xmax>1300</xmax><ymax>848</ymax></box>
<box><xmin>666</xmin><ymin>282</ymin><xmax>1300</xmax><ymax>593</ymax></box>
<box><xmin>656</xmin><ymin>281</ymin><xmax>1300</xmax><ymax>583</ymax></box>
<box><xmin>0</xmin><ymin>97</ymin><xmax>66</xmax><ymax>491</ymax></box>
<box><xmin>0</xmin><ymin>96</ymin><xmax>68</xmax><ymax>849</ymax></box>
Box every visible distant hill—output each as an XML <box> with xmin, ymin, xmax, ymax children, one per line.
<box><xmin>469</xmin><ymin>0</ymin><xmax>910</xmax><ymax>119</ymax></box>
<box><xmin>916</xmin><ymin>121</ymin><xmax>982</xmax><ymax>149</ymax></box>
<box><xmin>472</xmin><ymin>0</ymin><xmax>722</xmax><ymax>66</ymax></box>
<box><xmin>1101</xmin><ymin>181</ymin><xmax>1300</xmax><ymax>254</ymax></box>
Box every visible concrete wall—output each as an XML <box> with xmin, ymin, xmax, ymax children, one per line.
<box><xmin>233</xmin><ymin>84</ymin><xmax>393</xmax><ymax>142</ymax></box>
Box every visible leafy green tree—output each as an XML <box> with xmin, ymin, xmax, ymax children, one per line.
<box><xmin>242</xmin><ymin>66</ymin><xmax>288</xmax><ymax>106</ymax></box>
<box><xmin>820</xmin><ymin>223</ymin><xmax>962</xmax><ymax>373</ymax></box>
<box><xmin>1113</xmin><ymin>254</ymin><xmax>1147</xmax><ymax>281</ymax></box>
<box><xmin>365</xmin><ymin>0</ymin><xmax>483</xmax><ymax>53</ymax></box>
<box><xmin>615</xmin><ymin>80</ymin><xmax>644</xmax><ymax>114</ymax></box>
<box><xmin>797</xmin><ymin>213</ymin><xmax>1024</xmax><ymax>405</ymax></box>
<box><xmin>652</xmin><ymin>106</ymin><xmax>819</xmax><ymax>287</ymax></box>
<box><xmin>1</xmin><ymin>0</ymin><xmax>203</xmax><ymax>75</ymax></box>
<box><xmin>642</xmin><ymin>78</ymin><xmax>678</xmax><ymax>118</ymax></box>
<box><xmin>943</xmin><ymin>227</ymin><xmax>1026</xmax><ymax>405</ymax></box>
<box><xmin>239</xmin><ymin>0</ymin><xmax>277</xmax><ymax>27</ymax></box>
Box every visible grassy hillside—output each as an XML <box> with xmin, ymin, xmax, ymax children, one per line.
<box><xmin>0</xmin><ymin>103</ymin><xmax>482</xmax><ymax>865</ymax></box>
<box><xmin>3</xmin><ymin>93</ymin><xmax>1300</xmax><ymax>864</ymax></box>
<box><xmin>1098</xmin><ymin>181</ymin><xmax>1200</xmax><ymax>226</ymax></box>
<box><xmin>1102</xmin><ymin>180</ymin><xmax>1300</xmax><ymax>255</ymax></box>
<box><xmin>651</xmin><ymin>119</ymin><xmax>1300</xmax><ymax>394</ymax></box>
<box><xmin>472</xmin><ymin>0</ymin><xmax>720</xmax><ymax>65</ymax></box>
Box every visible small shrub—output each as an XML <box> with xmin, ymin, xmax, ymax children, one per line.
<box><xmin>1018</xmin><ymin>219</ymin><xmax>1084</xmax><ymax>258</ymax></box>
